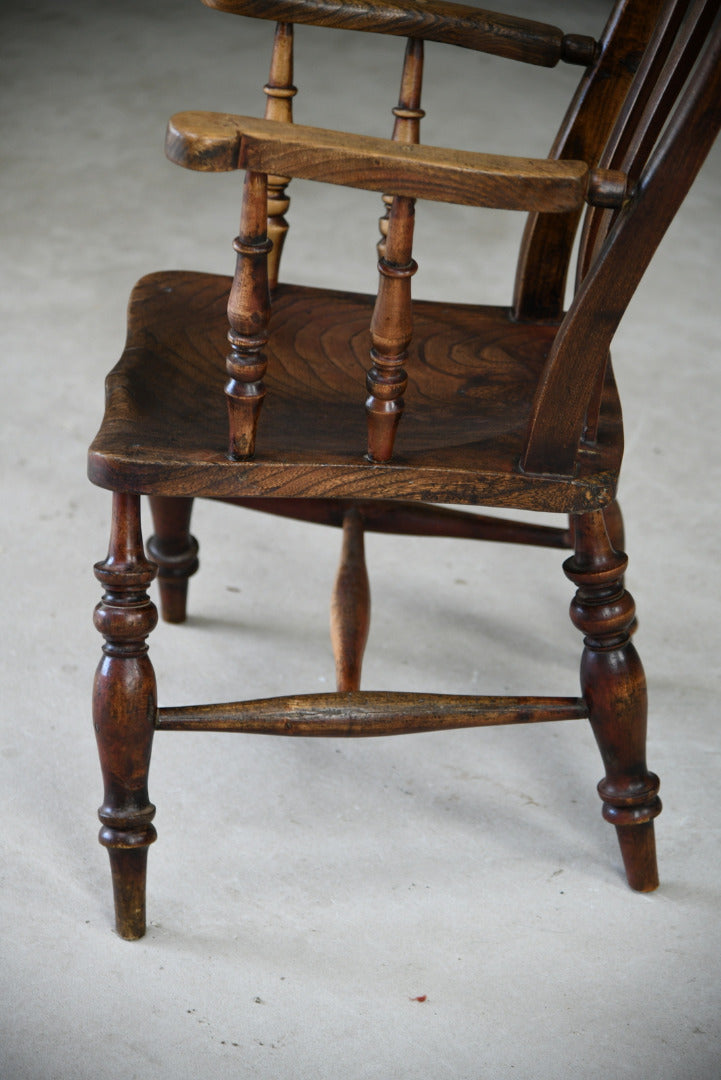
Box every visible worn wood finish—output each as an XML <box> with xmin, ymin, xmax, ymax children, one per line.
<box><xmin>201</xmin><ymin>0</ymin><xmax>596</xmax><ymax>66</ymax></box>
<box><xmin>513</xmin><ymin>0</ymin><xmax>667</xmax><ymax>321</ymax></box>
<box><xmin>166</xmin><ymin>112</ymin><xmax>626</xmax><ymax>213</ymax></box>
<box><xmin>219</xmin><ymin>497</ymin><xmax>573</xmax><ymax>549</ymax></box>
<box><xmin>263</xmin><ymin>22</ymin><xmax>296</xmax><ymax>291</ymax></box>
<box><xmin>88</xmin><ymin>272</ymin><xmax>622</xmax><ymax>510</ymax></box>
<box><xmin>330</xmin><ymin>508</ymin><xmax>370</xmax><ymax>692</ymax></box>
<box><xmin>147</xmin><ymin>496</ymin><xmax>199</xmax><ymax>623</ymax></box>
<box><xmin>157</xmin><ymin>693</ymin><xmax>588</xmax><ymax>736</ymax></box>
<box><xmin>523</xmin><ymin>13</ymin><xmax>721</xmax><ymax>476</ymax></box>
<box><xmin>93</xmin><ymin>492</ymin><xmax>158</xmax><ymax>938</ymax></box>
<box><xmin>565</xmin><ymin>511</ymin><xmax>660</xmax><ymax>890</ymax></box>
<box><xmin>225</xmin><ymin>170</ymin><xmax>272</xmax><ymax>459</ymax></box>
<box><xmin>577</xmin><ymin>0</ymin><xmax>719</xmax><ymax>283</ymax></box>
<box><xmin>367</xmin><ymin>195</ymin><xmax>416</xmax><ymax>461</ymax></box>
<box><xmin>90</xmin><ymin>1</ymin><xmax>721</xmax><ymax>932</ymax></box>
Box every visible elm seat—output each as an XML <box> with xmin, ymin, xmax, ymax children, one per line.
<box><xmin>88</xmin><ymin>0</ymin><xmax>721</xmax><ymax>939</ymax></box>
<box><xmin>88</xmin><ymin>271</ymin><xmax>621</xmax><ymax>509</ymax></box>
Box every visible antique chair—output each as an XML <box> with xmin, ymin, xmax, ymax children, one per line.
<box><xmin>88</xmin><ymin>0</ymin><xmax>721</xmax><ymax>938</ymax></box>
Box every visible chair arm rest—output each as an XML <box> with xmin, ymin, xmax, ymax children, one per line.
<box><xmin>201</xmin><ymin>0</ymin><xmax>596</xmax><ymax>67</ymax></box>
<box><xmin>166</xmin><ymin>112</ymin><xmax>626</xmax><ymax>213</ymax></box>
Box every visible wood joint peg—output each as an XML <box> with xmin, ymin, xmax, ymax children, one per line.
<box><xmin>586</xmin><ymin>168</ymin><xmax>629</xmax><ymax>209</ymax></box>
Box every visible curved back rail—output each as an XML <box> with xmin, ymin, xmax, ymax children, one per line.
<box><xmin>513</xmin><ymin>0</ymin><xmax>669</xmax><ymax>322</ymax></box>
<box><xmin>521</xmin><ymin>8</ymin><xmax>721</xmax><ymax>476</ymax></box>
<box><xmin>201</xmin><ymin>0</ymin><xmax>596</xmax><ymax>66</ymax></box>
<box><xmin>577</xmin><ymin>0</ymin><xmax>720</xmax><ymax>283</ymax></box>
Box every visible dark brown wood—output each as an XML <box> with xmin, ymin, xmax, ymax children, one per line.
<box><xmin>564</xmin><ymin>511</ymin><xmax>660</xmax><ymax>890</ymax></box>
<box><xmin>157</xmin><ymin>693</ymin><xmax>588</xmax><ymax>736</ymax></box>
<box><xmin>225</xmin><ymin>170</ymin><xmax>272</xmax><ymax>459</ymax></box>
<box><xmin>147</xmin><ymin>496</ymin><xmax>199</xmax><ymax>623</ymax></box>
<box><xmin>577</xmin><ymin>0</ymin><xmax>719</xmax><ymax>283</ymax></box>
<box><xmin>522</xmin><ymin>13</ymin><xmax>721</xmax><ymax>476</ymax></box>
<box><xmin>93</xmin><ymin>492</ymin><xmax>158</xmax><ymax>938</ymax></box>
<box><xmin>166</xmin><ymin>112</ymin><xmax>605</xmax><ymax>213</ymax></box>
<box><xmin>88</xmin><ymin>273</ymin><xmax>622</xmax><ymax>511</ymax></box>
<box><xmin>330</xmin><ymin>508</ymin><xmax>370</xmax><ymax>692</ymax></box>
<box><xmin>513</xmin><ymin>0</ymin><xmax>667</xmax><ymax>321</ymax></box>
<box><xmin>219</xmin><ymin>497</ymin><xmax>573</xmax><ymax>549</ymax></box>
<box><xmin>263</xmin><ymin>22</ymin><xmax>296</xmax><ymax>291</ymax></box>
<box><xmin>201</xmin><ymin>0</ymin><xmax>596</xmax><ymax>67</ymax></box>
<box><xmin>89</xmin><ymin>1</ymin><xmax>721</xmax><ymax>933</ymax></box>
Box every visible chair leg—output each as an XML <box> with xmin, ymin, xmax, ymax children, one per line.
<box><xmin>602</xmin><ymin>497</ymin><xmax>625</xmax><ymax>552</ymax></box>
<box><xmin>93</xmin><ymin>492</ymin><xmax>158</xmax><ymax>938</ymax></box>
<box><xmin>147</xmin><ymin>496</ymin><xmax>199</xmax><ymax>623</ymax></box>
<box><xmin>564</xmin><ymin>510</ymin><xmax>661</xmax><ymax>891</ymax></box>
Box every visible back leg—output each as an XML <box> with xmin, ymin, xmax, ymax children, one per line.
<box><xmin>147</xmin><ymin>496</ymin><xmax>199</xmax><ymax>623</ymax></box>
<box><xmin>564</xmin><ymin>510</ymin><xmax>661</xmax><ymax>891</ymax></box>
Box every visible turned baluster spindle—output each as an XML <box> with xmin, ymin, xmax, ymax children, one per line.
<box><xmin>378</xmin><ymin>37</ymin><xmax>424</xmax><ymax>258</ymax></box>
<box><xmin>367</xmin><ymin>193</ymin><xmax>417</xmax><ymax>462</ymax></box>
<box><xmin>264</xmin><ymin>22</ymin><xmax>296</xmax><ymax>291</ymax></box>
<box><xmin>93</xmin><ymin>492</ymin><xmax>158</xmax><ymax>939</ymax></box>
<box><xmin>330</xmin><ymin>507</ymin><xmax>371</xmax><ymax>692</ymax></box>
<box><xmin>564</xmin><ymin>511</ymin><xmax>660</xmax><ymax>891</ymax></box>
<box><xmin>226</xmin><ymin>170</ymin><xmax>272</xmax><ymax>460</ymax></box>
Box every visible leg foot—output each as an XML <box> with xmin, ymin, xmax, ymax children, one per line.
<box><xmin>105</xmin><ymin>846</ymin><xmax>153</xmax><ymax>940</ymax></box>
<box><xmin>614</xmin><ymin>821</ymin><xmax>659</xmax><ymax>893</ymax></box>
<box><xmin>147</xmin><ymin>496</ymin><xmax>199</xmax><ymax>623</ymax></box>
<box><xmin>565</xmin><ymin>510</ymin><xmax>661</xmax><ymax>891</ymax></box>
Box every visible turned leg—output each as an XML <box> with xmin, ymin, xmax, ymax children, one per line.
<box><xmin>602</xmin><ymin>497</ymin><xmax>625</xmax><ymax>553</ymax></box>
<box><xmin>564</xmin><ymin>510</ymin><xmax>661</xmax><ymax>891</ymax></box>
<box><xmin>568</xmin><ymin>497</ymin><xmax>624</xmax><ymax>552</ymax></box>
<box><xmin>93</xmin><ymin>492</ymin><xmax>158</xmax><ymax>938</ymax></box>
<box><xmin>147</xmin><ymin>496</ymin><xmax>199</xmax><ymax>623</ymax></box>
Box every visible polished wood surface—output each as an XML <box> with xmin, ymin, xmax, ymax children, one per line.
<box><xmin>90</xmin><ymin>0</ymin><xmax>721</xmax><ymax>936</ymax></box>
<box><xmin>93</xmin><ymin>492</ymin><xmax>158</xmax><ymax>939</ymax></box>
<box><xmin>88</xmin><ymin>272</ymin><xmax>622</xmax><ymax>510</ymax></box>
<box><xmin>201</xmin><ymin>0</ymin><xmax>597</xmax><ymax>66</ymax></box>
<box><xmin>166</xmin><ymin>112</ymin><xmax>627</xmax><ymax>212</ymax></box>
<box><xmin>513</xmin><ymin>0</ymin><xmax>667</xmax><ymax>320</ymax></box>
<box><xmin>157</xmin><ymin>693</ymin><xmax>588</xmax><ymax>736</ymax></box>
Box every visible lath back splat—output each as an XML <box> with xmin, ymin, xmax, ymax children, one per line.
<box><xmin>88</xmin><ymin>0</ymin><xmax>721</xmax><ymax>938</ymax></box>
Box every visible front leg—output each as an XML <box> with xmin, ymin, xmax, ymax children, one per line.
<box><xmin>93</xmin><ymin>492</ymin><xmax>158</xmax><ymax>938</ymax></box>
<box><xmin>564</xmin><ymin>510</ymin><xmax>661</xmax><ymax>891</ymax></box>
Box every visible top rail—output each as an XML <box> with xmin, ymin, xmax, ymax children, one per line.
<box><xmin>201</xmin><ymin>0</ymin><xmax>596</xmax><ymax>66</ymax></box>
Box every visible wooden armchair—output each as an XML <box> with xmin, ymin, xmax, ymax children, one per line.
<box><xmin>88</xmin><ymin>0</ymin><xmax>721</xmax><ymax>938</ymax></box>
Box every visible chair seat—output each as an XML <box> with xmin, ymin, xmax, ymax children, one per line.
<box><xmin>88</xmin><ymin>269</ymin><xmax>622</xmax><ymax>511</ymax></box>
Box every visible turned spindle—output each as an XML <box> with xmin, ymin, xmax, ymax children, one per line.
<box><xmin>264</xmin><ymin>22</ymin><xmax>296</xmax><ymax>291</ymax></box>
<box><xmin>330</xmin><ymin>508</ymin><xmax>371</xmax><ymax>692</ymax></box>
<box><xmin>367</xmin><ymin>193</ymin><xmax>417</xmax><ymax>462</ymax></box>
<box><xmin>226</xmin><ymin>170</ymin><xmax>272</xmax><ymax>460</ymax></box>
<box><xmin>378</xmin><ymin>37</ymin><xmax>424</xmax><ymax>258</ymax></box>
<box><xmin>564</xmin><ymin>511</ymin><xmax>660</xmax><ymax>891</ymax></box>
<box><xmin>93</xmin><ymin>492</ymin><xmax>158</xmax><ymax>939</ymax></box>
